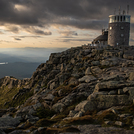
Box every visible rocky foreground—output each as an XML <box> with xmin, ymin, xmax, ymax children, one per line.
<box><xmin>1</xmin><ymin>45</ymin><xmax>134</xmax><ymax>133</ymax></box>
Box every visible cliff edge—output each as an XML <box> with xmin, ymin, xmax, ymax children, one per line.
<box><xmin>0</xmin><ymin>45</ymin><xmax>134</xmax><ymax>133</ymax></box>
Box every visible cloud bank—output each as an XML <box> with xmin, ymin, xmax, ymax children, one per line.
<box><xmin>0</xmin><ymin>0</ymin><xmax>134</xmax><ymax>45</ymax></box>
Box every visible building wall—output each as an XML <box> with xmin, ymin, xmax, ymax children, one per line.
<box><xmin>108</xmin><ymin>22</ymin><xmax>130</xmax><ymax>46</ymax></box>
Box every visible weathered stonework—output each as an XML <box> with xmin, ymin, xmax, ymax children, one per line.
<box><xmin>108</xmin><ymin>22</ymin><xmax>130</xmax><ymax>46</ymax></box>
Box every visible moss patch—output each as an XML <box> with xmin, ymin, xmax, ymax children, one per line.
<box><xmin>5</xmin><ymin>90</ymin><xmax>34</xmax><ymax>108</ymax></box>
<box><xmin>0</xmin><ymin>86</ymin><xmax>19</xmax><ymax>108</ymax></box>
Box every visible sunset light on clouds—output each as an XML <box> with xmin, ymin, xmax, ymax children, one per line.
<box><xmin>0</xmin><ymin>0</ymin><xmax>134</xmax><ymax>48</ymax></box>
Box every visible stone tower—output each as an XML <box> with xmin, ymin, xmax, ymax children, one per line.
<box><xmin>108</xmin><ymin>7</ymin><xmax>131</xmax><ymax>46</ymax></box>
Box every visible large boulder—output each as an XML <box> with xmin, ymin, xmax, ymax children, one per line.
<box><xmin>52</xmin><ymin>103</ymin><xmax>65</xmax><ymax>113</ymax></box>
<box><xmin>0</xmin><ymin>130</ymin><xmax>5</xmax><ymax>134</ymax></box>
<box><xmin>101</xmin><ymin>58</ymin><xmax>118</xmax><ymax>66</ymax></box>
<box><xmin>68</xmin><ymin>77</ymin><xmax>78</xmax><ymax>85</ymax></box>
<box><xmin>94</xmin><ymin>81</ymin><xmax>123</xmax><ymax>92</ymax></box>
<box><xmin>79</xmin><ymin>75</ymin><xmax>97</xmax><ymax>83</ymax></box>
<box><xmin>74</xmin><ymin>93</ymin><xmax>130</xmax><ymax>113</ymax></box>
<box><xmin>91</xmin><ymin>61</ymin><xmax>100</xmax><ymax>66</ymax></box>
<box><xmin>91</xmin><ymin>66</ymin><xmax>102</xmax><ymax>74</ymax></box>
<box><xmin>58</xmin><ymin>73</ymin><xmax>71</xmax><ymax>85</ymax></box>
<box><xmin>0</xmin><ymin>115</ymin><xmax>21</xmax><ymax>127</ymax></box>
<box><xmin>129</xmin><ymin>72</ymin><xmax>134</xmax><ymax>81</ymax></box>
<box><xmin>44</xmin><ymin>94</ymin><xmax>54</xmax><ymax>101</ymax></box>
<box><xmin>101</xmin><ymin>60</ymin><xmax>110</xmax><ymax>66</ymax></box>
<box><xmin>85</xmin><ymin>67</ymin><xmax>92</xmax><ymax>75</ymax></box>
<box><xmin>123</xmin><ymin>87</ymin><xmax>134</xmax><ymax>100</ymax></box>
<box><xmin>87</xmin><ymin>93</ymin><xmax>131</xmax><ymax>110</ymax></box>
<box><xmin>103</xmin><ymin>75</ymin><xmax>124</xmax><ymax>81</ymax></box>
<box><xmin>75</xmin><ymin>100</ymin><xmax>95</xmax><ymax>112</ymax></box>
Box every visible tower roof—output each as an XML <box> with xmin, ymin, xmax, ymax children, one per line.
<box><xmin>93</xmin><ymin>31</ymin><xmax>108</xmax><ymax>42</ymax></box>
<box><xmin>109</xmin><ymin>14</ymin><xmax>130</xmax><ymax>23</ymax></box>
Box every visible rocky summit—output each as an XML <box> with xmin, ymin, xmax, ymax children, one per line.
<box><xmin>1</xmin><ymin>45</ymin><xmax>134</xmax><ymax>133</ymax></box>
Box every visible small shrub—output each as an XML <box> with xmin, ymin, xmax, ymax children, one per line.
<box><xmin>51</xmin><ymin>114</ymin><xmax>66</xmax><ymax>122</ymax></box>
<box><xmin>34</xmin><ymin>107</ymin><xmax>56</xmax><ymax>119</ymax></box>
<box><xmin>99</xmin><ymin>65</ymin><xmax>110</xmax><ymax>69</ymax></box>
<box><xmin>45</xmin><ymin>128</ymin><xmax>59</xmax><ymax>134</ymax></box>
<box><xmin>118</xmin><ymin>104</ymin><xmax>134</xmax><ymax>116</ymax></box>
<box><xmin>61</xmin><ymin>115</ymin><xmax>93</xmax><ymax>125</ymax></box>
<box><xmin>53</xmin><ymin>96</ymin><xmax>64</xmax><ymax>104</ymax></box>
<box><xmin>126</xmin><ymin>117</ymin><xmax>133</xmax><ymax>126</ymax></box>
<box><xmin>95</xmin><ymin>110</ymin><xmax>117</xmax><ymax>124</ymax></box>
<box><xmin>35</xmin><ymin>118</ymin><xmax>56</xmax><ymax>127</ymax></box>
<box><xmin>70</xmin><ymin>95</ymin><xmax>87</xmax><ymax>106</ymax></box>
<box><xmin>23</xmin><ymin>122</ymin><xmax>33</xmax><ymax>129</ymax></box>
<box><xmin>62</xmin><ymin>105</ymin><xmax>75</xmax><ymax>115</ymax></box>
<box><xmin>59</xmin><ymin>127</ymin><xmax>80</xmax><ymax>133</ymax></box>
<box><xmin>55</xmin><ymin>84</ymin><xmax>75</xmax><ymax>97</ymax></box>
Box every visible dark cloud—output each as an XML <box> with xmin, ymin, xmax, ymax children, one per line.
<box><xmin>0</xmin><ymin>40</ymin><xmax>16</xmax><ymax>43</ymax></box>
<box><xmin>18</xmin><ymin>26</ymin><xmax>52</xmax><ymax>35</ymax></box>
<box><xmin>59</xmin><ymin>31</ymin><xmax>78</xmax><ymax>37</ymax></box>
<box><xmin>12</xmin><ymin>35</ymin><xmax>42</xmax><ymax>40</ymax></box>
<box><xmin>0</xmin><ymin>0</ymin><xmax>134</xmax><ymax>32</ymax></box>
<box><xmin>6</xmin><ymin>26</ymin><xmax>20</xmax><ymax>33</ymax></box>
<box><xmin>55</xmin><ymin>18</ymin><xmax>108</xmax><ymax>30</ymax></box>
<box><xmin>0</xmin><ymin>31</ymin><xmax>4</xmax><ymax>34</ymax></box>
<box><xmin>58</xmin><ymin>38</ymin><xmax>93</xmax><ymax>43</ymax></box>
<box><xmin>14</xmin><ymin>38</ymin><xmax>21</xmax><ymax>41</ymax></box>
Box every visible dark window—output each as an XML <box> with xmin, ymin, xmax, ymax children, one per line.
<box><xmin>115</xmin><ymin>16</ymin><xmax>116</xmax><ymax>21</ymax></box>
<box><xmin>121</xmin><ymin>27</ymin><xmax>124</xmax><ymax>30</ymax></box>
<box><xmin>117</xmin><ymin>16</ymin><xmax>119</xmax><ymax>22</ymax></box>
<box><xmin>121</xmin><ymin>16</ymin><xmax>122</xmax><ymax>22</ymax></box>
<box><xmin>124</xmin><ymin>16</ymin><xmax>125</xmax><ymax>21</ymax></box>
<box><xmin>121</xmin><ymin>34</ymin><xmax>124</xmax><ymax>37</ymax></box>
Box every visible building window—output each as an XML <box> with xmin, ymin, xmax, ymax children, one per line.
<box><xmin>110</xmin><ymin>27</ymin><xmax>112</xmax><ymax>30</ymax></box>
<box><xmin>126</xmin><ymin>16</ymin><xmax>130</xmax><ymax>22</ymax></box>
<box><xmin>121</xmin><ymin>27</ymin><xmax>124</xmax><ymax>30</ymax></box>
<box><xmin>109</xmin><ymin>17</ymin><xmax>113</xmax><ymax>23</ymax></box>
<box><xmin>117</xmin><ymin>16</ymin><xmax>119</xmax><ymax>22</ymax></box>
<box><xmin>115</xmin><ymin>16</ymin><xmax>117</xmax><ymax>22</ymax></box>
<box><xmin>124</xmin><ymin>16</ymin><xmax>125</xmax><ymax>21</ymax></box>
<box><xmin>121</xmin><ymin>16</ymin><xmax>122</xmax><ymax>22</ymax></box>
<box><xmin>121</xmin><ymin>34</ymin><xmax>124</xmax><ymax>37</ymax></box>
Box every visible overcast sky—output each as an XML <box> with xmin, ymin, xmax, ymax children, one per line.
<box><xmin>0</xmin><ymin>0</ymin><xmax>134</xmax><ymax>48</ymax></box>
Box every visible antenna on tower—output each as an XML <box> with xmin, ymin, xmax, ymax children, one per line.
<box><xmin>123</xmin><ymin>10</ymin><xmax>125</xmax><ymax>15</ymax></box>
<box><xmin>119</xmin><ymin>6</ymin><xmax>121</xmax><ymax>15</ymax></box>
<box><xmin>127</xmin><ymin>5</ymin><xmax>129</xmax><ymax>14</ymax></box>
<box><xmin>114</xmin><ymin>8</ymin><xmax>116</xmax><ymax>15</ymax></box>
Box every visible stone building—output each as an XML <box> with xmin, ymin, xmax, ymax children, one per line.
<box><xmin>92</xmin><ymin>29</ymin><xmax>108</xmax><ymax>46</ymax></box>
<box><xmin>92</xmin><ymin>6</ymin><xmax>131</xmax><ymax>47</ymax></box>
<box><xmin>108</xmin><ymin>14</ymin><xmax>131</xmax><ymax>46</ymax></box>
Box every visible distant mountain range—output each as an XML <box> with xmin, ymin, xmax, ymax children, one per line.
<box><xmin>0</xmin><ymin>53</ymin><xmax>47</xmax><ymax>63</ymax></box>
<box><xmin>0</xmin><ymin>62</ymin><xmax>40</xmax><ymax>79</ymax></box>
<box><xmin>0</xmin><ymin>47</ymin><xmax>67</xmax><ymax>63</ymax></box>
<box><xmin>0</xmin><ymin>47</ymin><xmax>67</xmax><ymax>79</ymax></box>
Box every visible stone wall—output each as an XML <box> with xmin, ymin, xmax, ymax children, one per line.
<box><xmin>108</xmin><ymin>22</ymin><xmax>130</xmax><ymax>46</ymax></box>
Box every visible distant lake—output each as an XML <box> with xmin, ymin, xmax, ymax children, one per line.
<box><xmin>0</xmin><ymin>62</ymin><xmax>8</xmax><ymax>65</ymax></box>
